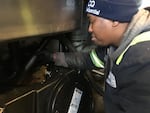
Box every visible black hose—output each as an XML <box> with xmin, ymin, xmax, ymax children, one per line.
<box><xmin>86</xmin><ymin>71</ymin><xmax>104</xmax><ymax>96</ymax></box>
<box><xmin>17</xmin><ymin>38</ymin><xmax>50</xmax><ymax>85</ymax></box>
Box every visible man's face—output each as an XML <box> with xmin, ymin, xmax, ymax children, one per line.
<box><xmin>88</xmin><ymin>14</ymin><xmax>115</xmax><ymax>46</ymax></box>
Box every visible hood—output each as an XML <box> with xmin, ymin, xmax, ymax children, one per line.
<box><xmin>110</xmin><ymin>8</ymin><xmax>150</xmax><ymax>61</ymax></box>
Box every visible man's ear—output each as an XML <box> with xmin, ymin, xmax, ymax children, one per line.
<box><xmin>112</xmin><ymin>21</ymin><xmax>120</xmax><ymax>27</ymax></box>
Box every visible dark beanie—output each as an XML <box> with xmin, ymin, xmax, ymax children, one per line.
<box><xmin>86</xmin><ymin>0</ymin><xmax>142</xmax><ymax>22</ymax></box>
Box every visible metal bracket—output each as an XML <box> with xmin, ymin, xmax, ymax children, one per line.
<box><xmin>0</xmin><ymin>108</ymin><xmax>4</xmax><ymax>113</ymax></box>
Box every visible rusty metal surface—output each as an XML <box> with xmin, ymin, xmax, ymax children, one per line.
<box><xmin>0</xmin><ymin>0</ymin><xmax>83</xmax><ymax>41</ymax></box>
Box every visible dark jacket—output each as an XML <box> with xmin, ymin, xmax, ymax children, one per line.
<box><xmin>54</xmin><ymin>8</ymin><xmax>150</xmax><ymax>113</ymax></box>
<box><xmin>104</xmin><ymin>9</ymin><xmax>150</xmax><ymax>113</ymax></box>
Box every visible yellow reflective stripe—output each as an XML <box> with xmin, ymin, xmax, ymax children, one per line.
<box><xmin>116</xmin><ymin>31</ymin><xmax>150</xmax><ymax>65</ymax></box>
<box><xmin>90</xmin><ymin>49</ymin><xmax>104</xmax><ymax>68</ymax></box>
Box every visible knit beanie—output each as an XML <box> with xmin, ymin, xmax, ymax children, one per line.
<box><xmin>86</xmin><ymin>0</ymin><xmax>142</xmax><ymax>22</ymax></box>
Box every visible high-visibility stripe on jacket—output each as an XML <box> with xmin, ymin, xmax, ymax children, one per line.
<box><xmin>90</xmin><ymin>49</ymin><xmax>104</xmax><ymax>68</ymax></box>
<box><xmin>116</xmin><ymin>31</ymin><xmax>150</xmax><ymax>65</ymax></box>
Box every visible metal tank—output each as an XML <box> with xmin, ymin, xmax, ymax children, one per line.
<box><xmin>0</xmin><ymin>0</ymin><xmax>105</xmax><ymax>113</ymax></box>
<box><xmin>0</xmin><ymin>0</ymin><xmax>82</xmax><ymax>42</ymax></box>
<box><xmin>0</xmin><ymin>1</ymin><xmax>95</xmax><ymax>113</ymax></box>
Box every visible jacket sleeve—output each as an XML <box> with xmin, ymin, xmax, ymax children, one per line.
<box><xmin>53</xmin><ymin>46</ymin><xmax>106</xmax><ymax>70</ymax></box>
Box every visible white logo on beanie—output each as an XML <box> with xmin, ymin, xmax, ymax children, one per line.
<box><xmin>88</xmin><ymin>0</ymin><xmax>95</xmax><ymax>7</ymax></box>
<box><xmin>86</xmin><ymin>0</ymin><xmax>100</xmax><ymax>15</ymax></box>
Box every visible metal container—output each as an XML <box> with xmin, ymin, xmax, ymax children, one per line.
<box><xmin>0</xmin><ymin>0</ymin><xmax>83</xmax><ymax>42</ymax></box>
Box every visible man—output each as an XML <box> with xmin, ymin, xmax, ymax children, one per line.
<box><xmin>43</xmin><ymin>0</ymin><xmax>150</xmax><ymax>113</ymax></box>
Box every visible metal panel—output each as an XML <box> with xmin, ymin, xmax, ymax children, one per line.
<box><xmin>0</xmin><ymin>0</ymin><xmax>83</xmax><ymax>41</ymax></box>
<box><xmin>0</xmin><ymin>88</ymin><xmax>35</xmax><ymax>113</ymax></box>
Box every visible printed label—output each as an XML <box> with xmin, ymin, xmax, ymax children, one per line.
<box><xmin>67</xmin><ymin>88</ymin><xmax>83</xmax><ymax>113</ymax></box>
<box><xmin>106</xmin><ymin>71</ymin><xmax>117</xmax><ymax>88</ymax></box>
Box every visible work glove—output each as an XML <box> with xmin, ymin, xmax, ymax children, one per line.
<box><xmin>36</xmin><ymin>51</ymin><xmax>68</xmax><ymax>67</ymax></box>
<box><xmin>53</xmin><ymin>52</ymin><xmax>68</xmax><ymax>67</ymax></box>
